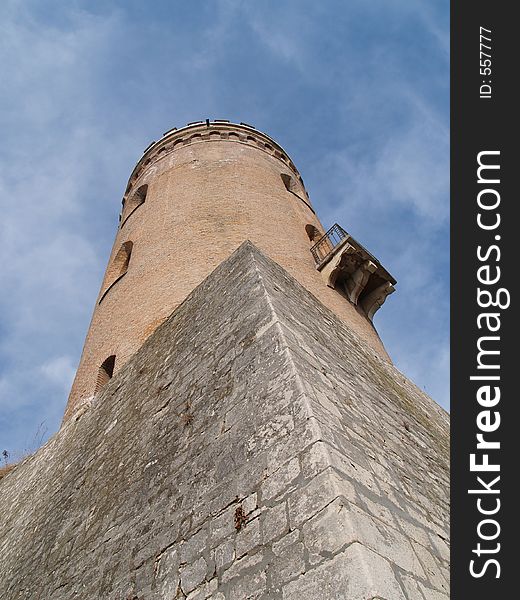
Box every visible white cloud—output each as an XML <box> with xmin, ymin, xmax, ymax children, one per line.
<box><xmin>247</xmin><ymin>12</ymin><xmax>309</xmax><ymax>70</ymax></box>
<box><xmin>39</xmin><ymin>356</ymin><xmax>76</xmax><ymax>391</ymax></box>
<box><xmin>0</xmin><ymin>3</ymin><xmax>128</xmax><ymax>452</ymax></box>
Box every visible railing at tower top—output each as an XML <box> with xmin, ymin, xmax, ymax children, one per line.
<box><xmin>310</xmin><ymin>223</ymin><xmax>349</xmax><ymax>265</ymax></box>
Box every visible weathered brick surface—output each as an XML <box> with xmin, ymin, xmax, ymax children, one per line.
<box><xmin>66</xmin><ymin>121</ymin><xmax>390</xmax><ymax>418</ymax></box>
<box><xmin>0</xmin><ymin>242</ymin><xmax>449</xmax><ymax>599</ymax></box>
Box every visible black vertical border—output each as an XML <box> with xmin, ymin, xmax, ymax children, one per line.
<box><xmin>451</xmin><ymin>2</ymin><xmax>516</xmax><ymax>597</ymax></box>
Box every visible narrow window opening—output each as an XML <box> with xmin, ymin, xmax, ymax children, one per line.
<box><xmin>111</xmin><ymin>241</ymin><xmax>132</xmax><ymax>280</ymax></box>
<box><xmin>281</xmin><ymin>173</ymin><xmax>298</xmax><ymax>194</ymax></box>
<box><xmin>99</xmin><ymin>241</ymin><xmax>133</xmax><ymax>303</ymax></box>
<box><xmin>282</xmin><ymin>173</ymin><xmax>314</xmax><ymax>213</ymax></box>
<box><xmin>305</xmin><ymin>224</ymin><xmax>322</xmax><ymax>243</ymax></box>
<box><xmin>121</xmin><ymin>184</ymin><xmax>148</xmax><ymax>225</ymax></box>
<box><xmin>95</xmin><ymin>355</ymin><xmax>116</xmax><ymax>393</ymax></box>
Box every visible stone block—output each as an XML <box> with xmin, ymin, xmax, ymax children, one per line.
<box><xmin>269</xmin><ymin>541</ymin><xmax>305</xmax><ymax>587</ymax></box>
<box><xmin>288</xmin><ymin>468</ymin><xmax>357</xmax><ymax>528</ymax></box>
<box><xmin>209</xmin><ymin>505</ymin><xmax>237</xmax><ymax>547</ymax></box>
<box><xmin>262</xmin><ymin>502</ymin><xmax>289</xmax><ymax>544</ymax></box>
<box><xmin>180</xmin><ymin>557</ymin><xmax>207</xmax><ymax>594</ymax></box>
<box><xmin>180</xmin><ymin>527</ymin><xmax>208</xmax><ymax>564</ymax></box>
<box><xmin>272</xmin><ymin>529</ymin><xmax>300</xmax><ymax>556</ymax></box>
<box><xmin>302</xmin><ymin>497</ymin><xmax>425</xmax><ymax>577</ymax></box>
<box><xmin>242</xmin><ymin>492</ymin><xmax>258</xmax><ymax>516</ymax></box>
<box><xmin>419</xmin><ymin>585</ymin><xmax>450</xmax><ymax>600</ymax></box>
<box><xmin>236</xmin><ymin>517</ymin><xmax>261</xmax><ymax>558</ymax></box>
<box><xmin>214</xmin><ymin>539</ymin><xmax>235</xmax><ymax>573</ymax></box>
<box><xmin>261</xmin><ymin>457</ymin><xmax>300</xmax><ymax>502</ymax></box>
<box><xmin>411</xmin><ymin>541</ymin><xmax>449</xmax><ymax>594</ymax></box>
<box><xmin>221</xmin><ymin>552</ymin><xmax>264</xmax><ymax>584</ymax></box>
<box><xmin>282</xmin><ymin>543</ymin><xmax>406</xmax><ymax>600</ymax></box>
<box><xmin>227</xmin><ymin>568</ymin><xmax>267</xmax><ymax>600</ymax></box>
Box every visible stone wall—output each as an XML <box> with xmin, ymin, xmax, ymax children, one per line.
<box><xmin>0</xmin><ymin>242</ymin><xmax>449</xmax><ymax>599</ymax></box>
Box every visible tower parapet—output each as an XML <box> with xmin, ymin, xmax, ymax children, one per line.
<box><xmin>65</xmin><ymin>120</ymin><xmax>396</xmax><ymax>420</ymax></box>
<box><xmin>126</xmin><ymin>120</ymin><xmax>310</xmax><ymax>207</ymax></box>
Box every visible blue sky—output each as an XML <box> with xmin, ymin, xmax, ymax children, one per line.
<box><xmin>0</xmin><ymin>0</ymin><xmax>449</xmax><ymax>458</ymax></box>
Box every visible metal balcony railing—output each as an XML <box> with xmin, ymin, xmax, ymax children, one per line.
<box><xmin>310</xmin><ymin>223</ymin><xmax>348</xmax><ymax>265</ymax></box>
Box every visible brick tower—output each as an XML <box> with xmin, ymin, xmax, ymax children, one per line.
<box><xmin>65</xmin><ymin>120</ymin><xmax>396</xmax><ymax>420</ymax></box>
<box><xmin>0</xmin><ymin>122</ymin><xmax>449</xmax><ymax>600</ymax></box>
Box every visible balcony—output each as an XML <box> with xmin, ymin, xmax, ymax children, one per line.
<box><xmin>310</xmin><ymin>223</ymin><xmax>396</xmax><ymax>321</ymax></box>
<box><xmin>310</xmin><ymin>223</ymin><xmax>349</xmax><ymax>266</ymax></box>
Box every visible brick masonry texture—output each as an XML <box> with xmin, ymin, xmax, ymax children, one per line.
<box><xmin>0</xmin><ymin>242</ymin><xmax>450</xmax><ymax>599</ymax></box>
<box><xmin>65</xmin><ymin>122</ymin><xmax>390</xmax><ymax>418</ymax></box>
